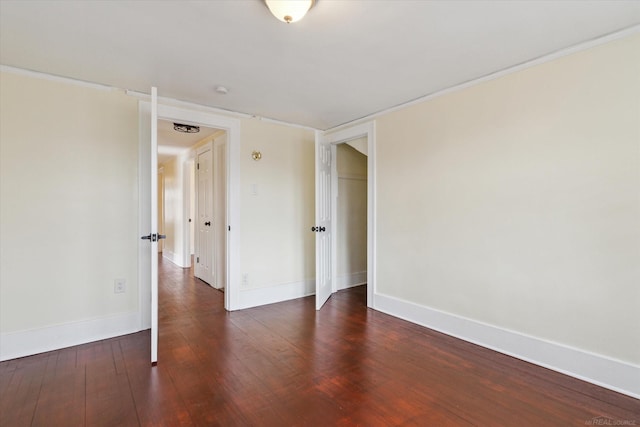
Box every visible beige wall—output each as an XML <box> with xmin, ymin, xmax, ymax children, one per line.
<box><xmin>0</xmin><ymin>72</ymin><xmax>139</xmax><ymax>333</ymax></box>
<box><xmin>375</xmin><ymin>34</ymin><xmax>640</xmax><ymax>364</ymax></box>
<box><xmin>160</xmin><ymin>156</ymin><xmax>182</xmax><ymax>262</ymax></box>
<box><xmin>240</xmin><ymin>119</ymin><xmax>315</xmax><ymax>289</ymax></box>
<box><xmin>0</xmin><ymin>71</ymin><xmax>316</xmax><ymax>343</ymax></box>
<box><xmin>336</xmin><ymin>144</ymin><xmax>367</xmax><ymax>283</ymax></box>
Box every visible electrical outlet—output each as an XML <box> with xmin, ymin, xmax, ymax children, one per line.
<box><xmin>114</xmin><ymin>278</ymin><xmax>126</xmax><ymax>294</ymax></box>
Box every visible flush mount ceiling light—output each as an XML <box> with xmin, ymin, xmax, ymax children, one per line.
<box><xmin>265</xmin><ymin>0</ymin><xmax>315</xmax><ymax>23</ymax></box>
<box><xmin>173</xmin><ymin>123</ymin><xmax>200</xmax><ymax>133</ymax></box>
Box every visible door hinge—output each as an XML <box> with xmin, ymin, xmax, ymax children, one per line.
<box><xmin>197</xmin><ymin>257</ymin><xmax>200</xmax><ymax>263</ymax></box>
<box><xmin>228</xmin><ymin>225</ymin><xmax>231</xmax><ymax>231</ymax></box>
<box><xmin>197</xmin><ymin>163</ymin><xmax>200</xmax><ymax>170</ymax></box>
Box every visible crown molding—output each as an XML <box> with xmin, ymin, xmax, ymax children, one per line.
<box><xmin>326</xmin><ymin>24</ymin><xmax>640</xmax><ymax>133</ymax></box>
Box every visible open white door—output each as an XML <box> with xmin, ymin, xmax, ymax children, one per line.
<box><xmin>149</xmin><ymin>88</ymin><xmax>160</xmax><ymax>365</ymax></box>
<box><xmin>315</xmin><ymin>132</ymin><xmax>333</xmax><ymax>309</ymax></box>
<box><xmin>139</xmin><ymin>87</ymin><xmax>161</xmax><ymax>365</ymax></box>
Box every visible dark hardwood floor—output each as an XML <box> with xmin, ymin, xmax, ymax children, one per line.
<box><xmin>1</xmin><ymin>258</ymin><xmax>638</xmax><ymax>426</ymax></box>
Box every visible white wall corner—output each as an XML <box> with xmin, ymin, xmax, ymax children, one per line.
<box><xmin>373</xmin><ymin>293</ymin><xmax>640</xmax><ymax>399</ymax></box>
<box><xmin>237</xmin><ymin>279</ymin><xmax>316</xmax><ymax>310</ymax></box>
<box><xmin>336</xmin><ymin>271</ymin><xmax>367</xmax><ymax>291</ymax></box>
<box><xmin>162</xmin><ymin>250</ymin><xmax>187</xmax><ymax>268</ymax></box>
<box><xmin>0</xmin><ymin>312</ymin><xmax>142</xmax><ymax>362</ymax></box>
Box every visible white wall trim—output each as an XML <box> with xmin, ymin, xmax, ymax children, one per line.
<box><xmin>181</xmin><ymin>156</ymin><xmax>194</xmax><ymax>268</ymax></box>
<box><xmin>252</xmin><ymin>115</ymin><xmax>318</xmax><ymax>132</ymax></box>
<box><xmin>337</xmin><ymin>272</ymin><xmax>367</xmax><ymax>291</ymax></box>
<box><xmin>127</xmin><ymin>90</ymin><xmax>253</xmax><ymax>120</ymax></box>
<box><xmin>326</xmin><ymin>25</ymin><xmax>640</xmax><ymax>133</ymax></box>
<box><xmin>373</xmin><ymin>293</ymin><xmax>640</xmax><ymax>399</ymax></box>
<box><xmin>338</xmin><ymin>173</ymin><xmax>367</xmax><ymax>181</ymax></box>
<box><xmin>237</xmin><ymin>279</ymin><xmax>316</xmax><ymax>310</ymax></box>
<box><xmin>0</xmin><ymin>64</ymin><xmax>118</xmax><ymax>91</ymax></box>
<box><xmin>0</xmin><ymin>312</ymin><xmax>142</xmax><ymax>362</ymax></box>
<box><xmin>0</xmin><ymin>66</ymin><xmax>318</xmax><ymax>132</ymax></box>
<box><xmin>162</xmin><ymin>250</ymin><xmax>188</xmax><ymax>268</ymax></box>
<box><xmin>126</xmin><ymin>90</ymin><xmax>319</xmax><ymax>131</ymax></box>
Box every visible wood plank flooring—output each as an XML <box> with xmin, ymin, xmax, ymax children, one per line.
<box><xmin>1</xmin><ymin>258</ymin><xmax>638</xmax><ymax>426</ymax></box>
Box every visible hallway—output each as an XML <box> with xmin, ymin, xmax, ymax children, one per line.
<box><xmin>1</xmin><ymin>258</ymin><xmax>638</xmax><ymax>426</ymax></box>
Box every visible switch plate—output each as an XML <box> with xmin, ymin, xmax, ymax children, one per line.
<box><xmin>114</xmin><ymin>278</ymin><xmax>126</xmax><ymax>294</ymax></box>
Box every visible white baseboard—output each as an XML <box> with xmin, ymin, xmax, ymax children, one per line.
<box><xmin>373</xmin><ymin>293</ymin><xmax>640</xmax><ymax>399</ymax></box>
<box><xmin>162</xmin><ymin>250</ymin><xmax>187</xmax><ymax>268</ymax></box>
<box><xmin>336</xmin><ymin>271</ymin><xmax>367</xmax><ymax>291</ymax></box>
<box><xmin>238</xmin><ymin>279</ymin><xmax>315</xmax><ymax>310</ymax></box>
<box><xmin>0</xmin><ymin>312</ymin><xmax>142</xmax><ymax>362</ymax></box>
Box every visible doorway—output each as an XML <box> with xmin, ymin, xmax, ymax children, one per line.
<box><xmin>335</xmin><ymin>140</ymin><xmax>368</xmax><ymax>293</ymax></box>
<box><xmin>315</xmin><ymin>121</ymin><xmax>376</xmax><ymax>310</ymax></box>
<box><xmin>156</xmin><ymin>118</ymin><xmax>228</xmax><ymax>292</ymax></box>
<box><xmin>140</xmin><ymin>102</ymin><xmax>242</xmax><ymax>343</ymax></box>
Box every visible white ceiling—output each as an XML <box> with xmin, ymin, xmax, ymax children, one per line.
<box><xmin>1</xmin><ymin>1</ymin><xmax>639</xmax><ymax>130</ymax></box>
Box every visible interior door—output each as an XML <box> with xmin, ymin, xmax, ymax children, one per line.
<box><xmin>315</xmin><ymin>134</ymin><xmax>333</xmax><ymax>309</ymax></box>
<box><xmin>139</xmin><ymin>87</ymin><xmax>160</xmax><ymax>365</ymax></box>
<box><xmin>195</xmin><ymin>144</ymin><xmax>214</xmax><ymax>286</ymax></box>
<box><xmin>150</xmin><ymin>88</ymin><xmax>159</xmax><ymax>365</ymax></box>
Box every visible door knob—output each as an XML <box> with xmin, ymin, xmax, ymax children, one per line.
<box><xmin>205</xmin><ymin>221</ymin><xmax>211</xmax><ymax>226</ymax></box>
<box><xmin>311</xmin><ymin>226</ymin><xmax>317</xmax><ymax>232</ymax></box>
<box><xmin>141</xmin><ymin>233</ymin><xmax>165</xmax><ymax>242</ymax></box>
<box><xmin>319</xmin><ymin>226</ymin><xmax>326</xmax><ymax>232</ymax></box>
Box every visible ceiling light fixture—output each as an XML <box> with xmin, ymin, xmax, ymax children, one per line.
<box><xmin>173</xmin><ymin>123</ymin><xmax>200</xmax><ymax>133</ymax></box>
<box><xmin>265</xmin><ymin>0</ymin><xmax>315</xmax><ymax>24</ymax></box>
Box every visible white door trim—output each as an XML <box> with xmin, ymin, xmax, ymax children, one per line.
<box><xmin>320</xmin><ymin>121</ymin><xmax>376</xmax><ymax>308</ymax></box>
<box><xmin>181</xmin><ymin>156</ymin><xmax>196</xmax><ymax>268</ymax></box>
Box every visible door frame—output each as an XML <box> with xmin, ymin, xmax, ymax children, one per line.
<box><xmin>181</xmin><ymin>157</ymin><xmax>196</xmax><ymax>268</ymax></box>
<box><xmin>318</xmin><ymin>121</ymin><xmax>376</xmax><ymax>309</ymax></box>
<box><xmin>333</xmin><ymin>141</ymin><xmax>367</xmax><ymax>293</ymax></box>
<box><xmin>139</xmin><ymin>103</ymin><xmax>241</xmax><ymax>327</ymax></box>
